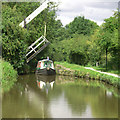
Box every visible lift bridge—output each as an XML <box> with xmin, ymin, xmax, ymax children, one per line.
<box><xmin>19</xmin><ymin>0</ymin><xmax>50</xmax><ymax>63</ymax></box>
<box><xmin>25</xmin><ymin>35</ymin><xmax>50</xmax><ymax>63</ymax></box>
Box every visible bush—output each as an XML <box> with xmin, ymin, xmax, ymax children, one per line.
<box><xmin>1</xmin><ymin>59</ymin><xmax>17</xmax><ymax>92</ymax></box>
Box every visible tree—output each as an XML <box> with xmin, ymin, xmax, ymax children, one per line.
<box><xmin>2</xmin><ymin>2</ymin><xmax>60</xmax><ymax>73</ymax></box>
<box><xmin>97</xmin><ymin>10</ymin><xmax>119</xmax><ymax>70</ymax></box>
<box><xmin>65</xmin><ymin>16</ymin><xmax>98</xmax><ymax>38</ymax></box>
<box><xmin>87</xmin><ymin>29</ymin><xmax>102</xmax><ymax>66</ymax></box>
<box><xmin>98</xmin><ymin>31</ymin><xmax>112</xmax><ymax>70</ymax></box>
<box><xmin>2</xmin><ymin>4</ymin><xmax>30</xmax><ymax>73</ymax></box>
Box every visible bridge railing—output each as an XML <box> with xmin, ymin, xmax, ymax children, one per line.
<box><xmin>26</xmin><ymin>35</ymin><xmax>50</xmax><ymax>63</ymax></box>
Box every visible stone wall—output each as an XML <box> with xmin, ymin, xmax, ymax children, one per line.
<box><xmin>55</xmin><ymin>64</ymin><xmax>75</xmax><ymax>76</ymax></box>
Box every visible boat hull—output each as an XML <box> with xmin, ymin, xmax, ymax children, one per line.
<box><xmin>36</xmin><ymin>74</ymin><xmax>55</xmax><ymax>83</ymax></box>
<box><xmin>36</xmin><ymin>68</ymin><xmax>56</xmax><ymax>75</ymax></box>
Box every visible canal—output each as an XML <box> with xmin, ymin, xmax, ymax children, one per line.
<box><xmin>2</xmin><ymin>74</ymin><xmax>119</xmax><ymax>118</ymax></box>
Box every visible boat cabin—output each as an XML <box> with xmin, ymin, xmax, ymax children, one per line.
<box><xmin>37</xmin><ymin>59</ymin><xmax>55</xmax><ymax>70</ymax></box>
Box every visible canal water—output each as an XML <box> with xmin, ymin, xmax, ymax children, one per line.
<box><xmin>2</xmin><ymin>74</ymin><xmax>119</xmax><ymax>118</ymax></box>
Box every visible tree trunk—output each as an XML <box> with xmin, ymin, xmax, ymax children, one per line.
<box><xmin>106</xmin><ymin>48</ymin><xmax>107</xmax><ymax>71</ymax></box>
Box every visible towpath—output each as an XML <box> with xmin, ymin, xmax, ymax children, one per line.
<box><xmin>84</xmin><ymin>67</ymin><xmax>120</xmax><ymax>78</ymax></box>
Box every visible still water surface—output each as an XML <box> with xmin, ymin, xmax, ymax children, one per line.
<box><xmin>2</xmin><ymin>74</ymin><xmax>119</xmax><ymax>118</ymax></box>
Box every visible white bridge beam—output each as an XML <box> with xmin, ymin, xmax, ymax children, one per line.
<box><xmin>19</xmin><ymin>0</ymin><xmax>49</xmax><ymax>28</ymax></box>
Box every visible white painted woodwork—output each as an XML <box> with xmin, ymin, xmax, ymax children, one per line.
<box><xmin>19</xmin><ymin>0</ymin><xmax>49</xmax><ymax>28</ymax></box>
<box><xmin>26</xmin><ymin>35</ymin><xmax>48</xmax><ymax>57</ymax></box>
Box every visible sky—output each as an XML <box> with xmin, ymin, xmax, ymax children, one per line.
<box><xmin>52</xmin><ymin>0</ymin><xmax>120</xmax><ymax>26</ymax></box>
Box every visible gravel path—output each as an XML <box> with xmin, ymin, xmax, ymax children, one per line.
<box><xmin>84</xmin><ymin>67</ymin><xmax>120</xmax><ymax>78</ymax></box>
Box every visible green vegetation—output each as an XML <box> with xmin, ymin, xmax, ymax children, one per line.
<box><xmin>49</xmin><ymin>11</ymin><xmax>119</xmax><ymax>72</ymax></box>
<box><xmin>2</xmin><ymin>2</ymin><xmax>61</xmax><ymax>74</ymax></box>
<box><xmin>90</xmin><ymin>66</ymin><xmax>119</xmax><ymax>75</ymax></box>
<box><xmin>2</xmin><ymin>2</ymin><xmax>119</xmax><ymax>90</ymax></box>
<box><xmin>2</xmin><ymin>2</ymin><xmax>119</xmax><ymax>73</ymax></box>
<box><xmin>1</xmin><ymin>59</ymin><xmax>17</xmax><ymax>92</ymax></box>
<box><xmin>55</xmin><ymin>62</ymin><xmax>119</xmax><ymax>88</ymax></box>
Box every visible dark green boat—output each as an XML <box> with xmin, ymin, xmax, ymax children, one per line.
<box><xmin>36</xmin><ymin>59</ymin><xmax>56</xmax><ymax>75</ymax></box>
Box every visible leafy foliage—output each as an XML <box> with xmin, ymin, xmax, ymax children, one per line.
<box><xmin>2</xmin><ymin>2</ymin><xmax>61</xmax><ymax>74</ymax></box>
<box><xmin>2</xmin><ymin>4</ymin><xmax>30</xmax><ymax>74</ymax></box>
<box><xmin>65</xmin><ymin>16</ymin><xmax>98</xmax><ymax>37</ymax></box>
<box><xmin>1</xmin><ymin>59</ymin><xmax>17</xmax><ymax>92</ymax></box>
<box><xmin>2</xmin><ymin>2</ymin><xmax>119</xmax><ymax>74</ymax></box>
<box><xmin>96</xmin><ymin>11</ymin><xmax>119</xmax><ymax>70</ymax></box>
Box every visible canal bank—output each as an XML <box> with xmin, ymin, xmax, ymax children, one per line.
<box><xmin>55</xmin><ymin>62</ymin><xmax>119</xmax><ymax>88</ymax></box>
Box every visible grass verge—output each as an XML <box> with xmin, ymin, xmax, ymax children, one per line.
<box><xmin>55</xmin><ymin>62</ymin><xmax>119</xmax><ymax>88</ymax></box>
<box><xmin>91</xmin><ymin>66</ymin><xmax>119</xmax><ymax>75</ymax></box>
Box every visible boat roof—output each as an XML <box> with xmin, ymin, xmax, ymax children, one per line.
<box><xmin>38</xmin><ymin>59</ymin><xmax>53</xmax><ymax>62</ymax></box>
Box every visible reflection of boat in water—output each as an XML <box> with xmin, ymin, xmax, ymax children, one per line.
<box><xmin>36</xmin><ymin>58</ymin><xmax>56</xmax><ymax>75</ymax></box>
<box><xmin>36</xmin><ymin>75</ymin><xmax>55</xmax><ymax>90</ymax></box>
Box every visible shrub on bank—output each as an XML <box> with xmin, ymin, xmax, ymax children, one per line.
<box><xmin>0</xmin><ymin>59</ymin><xmax>17</xmax><ymax>92</ymax></box>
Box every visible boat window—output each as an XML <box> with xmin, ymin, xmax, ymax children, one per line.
<box><xmin>44</xmin><ymin>61</ymin><xmax>52</xmax><ymax>67</ymax></box>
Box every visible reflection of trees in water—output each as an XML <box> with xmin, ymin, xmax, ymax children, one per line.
<box><xmin>55</xmin><ymin>75</ymin><xmax>75</xmax><ymax>84</ymax></box>
<box><xmin>56</xmin><ymin>76</ymin><xmax>93</xmax><ymax>116</ymax></box>
<box><xmin>47</xmin><ymin>85</ymin><xmax>62</xmax><ymax>99</ymax></box>
<box><xmin>56</xmin><ymin>75</ymin><xmax>117</xmax><ymax>117</ymax></box>
<box><xmin>2</xmin><ymin>74</ymin><xmax>52</xmax><ymax>118</ymax></box>
<box><xmin>3</xmin><ymin>74</ymin><xmax>118</xmax><ymax>118</ymax></box>
<box><xmin>3</xmin><ymin>74</ymin><xmax>67</xmax><ymax>118</ymax></box>
<box><xmin>90</xmin><ymin>89</ymin><xmax>118</xmax><ymax>118</ymax></box>
<box><xmin>63</xmin><ymin>84</ymin><xmax>118</xmax><ymax>118</ymax></box>
<box><xmin>52</xmin><ymin>75</ymin><xmax>118</xmax><ymax>118</ymax></box>
<box><xmin>2</xmin><ymin>85</ymin><xmax>51</xmax><ymax>118</ymax></box>
<box><xmin>63</xmin><ymin>86</ymin><xmax>87</xmax><ymax>115</ymax></box>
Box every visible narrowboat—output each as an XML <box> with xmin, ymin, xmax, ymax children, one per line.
<box><xmin>36</xmin><ymin>58</ymin><xmax>56</xmax><ymax>75</ymax></box>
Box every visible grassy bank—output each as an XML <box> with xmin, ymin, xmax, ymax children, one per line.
<box><xmin>55</xmin><ymin>62</ymin><xmax>119</xmax><ymax>88</ymax></box>
<box><xmin>89</xmin><ymin>66</ymin><xmax>119</xmax><ymax>75</ymax></box>
<box><xmin>0</xmin><ymin>59</ymin><xmax>17</xmax><ymax>92</ymax></box>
